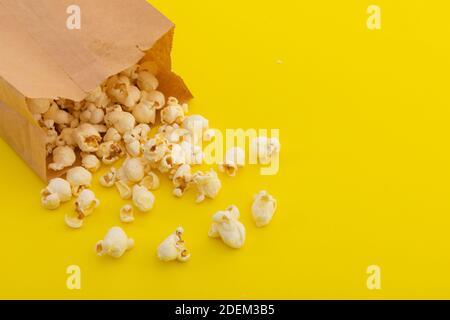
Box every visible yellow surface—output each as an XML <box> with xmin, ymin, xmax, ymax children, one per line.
<box><xmin>0</xmin><ymin>0</ymin><xmax>449</xmax><ymax>299</ymax></box>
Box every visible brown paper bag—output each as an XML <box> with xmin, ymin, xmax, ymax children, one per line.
<box><xmin>0</xmin><ymin>0</ymin><xmax>192</xmax><ymax>181</ymax></box>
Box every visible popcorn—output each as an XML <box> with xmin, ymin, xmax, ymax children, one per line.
<box><xmin>119</xmin><ymin>204</ymin><xmax>135</xmax><ymax>223</ymax></box>
<box><xmin>162</xmin><ymin>126</ymin><xmax>190</xmax><ymax>144</ymax></box>
<box><xmin>192</xmin><ymin>169</ymin><xmax>222</xmax><ymax>203</ymax></box>
<box><xmin>124</xmin><ymin>138</ymin><xmax>141</xmax><ymax>157</ymax></box>
<box><xmin>44</xmin><ymin>128</ymin><xmax>58</xmax><ymax>156</ymax></box>
<box><xmin>208</xmin><ymin>205</ymin><xmax>246</xmax><ymax>249</ymax></box>
<box><xmin>56</xmin><ymin>128</ymin><xmax>77</xmax><ymax>147</ymax></box>
<box><xmin>252</xmin><ymin>191</ymin><xmax>277</xmax><ymax>227</ymax></box>
<box><xmin>103</xmin><ymin>127</ymin><xmax>122</xmax><ymax>143</ymax></box>
<box><xmin>156</xmin><ymin>143</ymin><xmax>185</xmax><ymax>174</ymax></box>
<box><xmin>99</xmin><ymin>167</ymin><xmax>117</xmax><ymax>187</ymax></box>
<box><xmin>107</xmin><ymin>75</ymin><xmax>141</xmax><ymax>108</ymax></box>
<box><xmin>66</xmin><ymin>166</ymin><xmax>92</xmax><ymax>196</ymax></box>
<box><xmin>85</xmin><ymin>86</ymin><xmax>109</xmax><ymax>108</ymax></box>
<box><xmin>132</xmin><ymin>124</ymin><xmax>151</xmax><ymax>143</ymax></box>
<box><xmin>81</xmin><ymin>153</ymin><xmax>101</xmax><ymax>173</ymax></box>
<box><xmin>42</xmin><ymin>193</ymin><xmax>61</xmax><ymax>210</ymax></box>
<box><xmin>27</xmin><ymin>98</ymin><xmax>51</xmax><ymax>114</ymax></box>
<box><xmin>74</xmin><ymin>123</ymin><xmax>102</xmax><ymax>153</ymax></box>
<box><xmin>122</xmin><ymin>157</ymin><xmax>145</xmax><ymax>183</ymax></box>
<box><xmin>115</xmin><ymin>180</ymin><xmax>132</xmax><ymax>200</ymax></box>
<box><xmin>41</xmin><ymin>178</ymin><xmax>72</xmax><ymax>210</ymax></box>
<box><xmin>218</xmin><ymin>147</ymin><xmax>245</xmax><ymax>177</ymax></box>
<box><xmin>157</xmin><ymin>154</ymin><xmax>176</xmax><ymax>174</ymax></box>
<box><xmin>157</xmin><ymin>227</ymin><xmax>190</xmax><ymax>262</ymax></box>
<box><xmin>80</xmin><ymin>103</ymin><xmax>105</xmax><ymax>124</ymax></box>
<box><xmin>104</xmin><ymin>109</ymin><xmax>136</xmax><ymax>134</ymax></box>
<box><xmin>132</xmin><ymin>185</ymin><xmax>155</xmax><ymax>212</ymax></box>
<box><xmin>172</xmin><ymin>164</ymin><xmax>192</xmax><ymax>197</ymax></box>
<box><xmin>75</xmin><ymin>189</ymin><xmax>100</xmax><ymax>217</ymax></box>
<box><xmin>95</xmin><ymin>226</ymin><xmax>134</xmax><ymax>258</ymax></box>
<box><xmin>180</xmin><ymin>115</ymin><xmax>206</xmax><ymax>145</ymax></box>
<box><xmin>43</xmin><ymin>102</ymin><xmax>73</xmax><ymax>125</ymax></box>
<box><xmin>132</xmin><ymin>100</ymin><xmax>156</xmax><ymax>124</ymax></box>
<box><xmin>136</xmin><ymin>70</ymin><xmax>159</xmax><ymax>92</ymax></box>
<box><xmin>34</xmin><ymin>58</ymin><xmax>279</xmax><ymax>258</ymax></box>
<box><xmin>183</xmin><ymin>115</ymin><xmax>208</xmax><ymax>135</ymax></box>
<box><xmin>139</xmin><ymin>171</ymin><xmax>160</xmax><ymax>190</ymax></box>
<box><xmin>250</xmin><ymin>137</ymin><xmax>281</xmax><ymax>164</ymax></box>
<box><xmin>141</xmin><ymin>90</ymin><xmax>165</xmax><ymax>109</ymax></box>
<box><xmin>160</xmin><ymin>104</ymin><xmax>185</xmax><ymax>125</ymax></box>
<box><xmin>122</xmin><ymin>126</ymin><xmax>148</xmax><ymax>158</ymax></box>
<box><xmin>64</xmin><ymin>211</ymin><xmax>84</xmax><ymax>229</ymax></box>
<box><xmin>48</xmin><ymin>146</ymin><xmax>76</xmax><ymax>171</ymax></box>
<box><xmin>143</xmin><ymin>135</ymin><xmax>169</xmax><ymax>163</ymax></box>
<box><xmin>96</xmin><ymin>141</ymin><xmax>124</xmax><ymax>165</ymax></box>
<box><xmin>120</xmin><ymin>64</ymin><xmax>139</xmax><ymax>80</ymax></box>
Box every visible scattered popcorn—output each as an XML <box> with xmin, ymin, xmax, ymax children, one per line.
<box><xmin>143</xmin><ymin>135</ymin><xmax>169</xmax><ymax>163</ymax></box>
<box><xmin>48</xmin><ymin>146</ymin><xmax>76</xmax><ymax>171</ymax></box>
<box><xmin>120</xmin><ymin>64</ymin><xmax>139</xmax><ymax>80</ymax></box>
<box><xmin>64</xmin><ymin>211</ymin><xmax>84</xmax><ymax>229</ymax></box>
<box><xmin>96</xmin><ymin>141</ymin><xmax>124</xmax><ymax>165</ymax></box>
<box><xmin>192</xmin><ymin>169</ymin><xmax>222</xmax><ymax>203</ymax></box>
<box><xmin>208</xmin><ymin>205</ymin><xmax>246</xmax><ymax>249</ymax></box>
<box><xmin>85</xmin><ymin>86</ymin><xmax>109</xmax><ymax>108</ymax></box>
<box><xmin>157</xmin><ymin>227</ymin><xmax>190</xmax><ymax>262</ymax></box>
<box><xmin>42</xmin><ymin>193</ymin><xmax>61</xmax><ymax>210</ymax></box>
<box><xmin>132</xmin><ymin>100</ymin><xmax>156</xmax><ymax>124</ymax></box>
<box><xmin>74</xmin><ymin>123</ymin><xmax>102</xmax><ymax>153</ymax></box>
<box><xmin>66</xmin><ymin>166</ymin><xmax>92</xmax><ymax>196</ymax></box>
<box><xmin>123</xmin><ymin>131</ymin><xmax>142</xmax><ymax>157</ymax></box>
<box><xmin>41</xmin><ymin>178</ymin><xmax>72</xmax><ymax>210</ymax></box>
<box><xmin>136</xmin><ymin>70</ymin><xmax>159</xmax><ymax>92</ymax></box>
<box><xmin>160</xmin><ymin>104</ymin><xmax>185</xmax><ymax>125</ymax></box>
<box><xmin>104</xmin><ymin>109</ymin><xmax>136</xmax><ymax>134</ymax></box>
<box><xmin>139</xmin><ymin>171</ymin><xmax>160</xmax><ymax>190</ymax></box>
<box><xmin>99</xmin><ymin>167</ymin><xmax>117</xmax><ymax>187</ymax></box>
<box><xmin>183</xmin><ymin>114</ymin><xmax>208</xmax><ymax>143</ymax></box>
<box><xmin>251</xmin><ymin>191</ymin><xmax>277</xmax><ymax>227</ymax></box>
<box><xmin>141</xmin><ymin>90</ymin><xmax>165</xmax><ymax>109</ymax></box>
<box><xmin>119</xmin><ymin>204</ymin><xmax>135</xmax><ymax>223</ymax></box>
<box><xmin>183</xmin><ymin>115</ymin><xmax>209</xmax><ymax>133</ymax></box>
<box><xmin>106</xmin><ymin>75</ymin><xmax>141</xmax><ymax>108</ymax></box>
<box><xmin>35</xmin><ymin>61</ymin><xmax>279</xmax><ymax>258</ymax></box>
<box><xmin>95</xmin><ymin>226</ymin><xmax>134</xmax><ymax>258</ymax></box>
<box><xmin>80</xmin><ymin>102</ymin><xmax>105</xmax><ymax>124</ymax></box>
<box><xmin>81</xmin><ymin>153</ymin><xmax>101</xmax><ymax>173</ymax></box>
<box><xmin>122</xmin><ymin>157</ymin><xmax>145</xmax><ymax>183</ymax></box>
<box><xmin>250</xmin><ymin>137</ymin><xmax>281</xmax><ymax>164</ymax></box>
<box><xmin>103</xmin><ymin>127</ymin><xmax>122</xmax><ymax>143</ymax></box>
<box><xmin>132</xmin><ymin>124</ymin><xmax>151</xmax><ymax>143</ymax></box>
<box><xmin>172</xmin><ymin>164</ymin><xmax>192</xmax><ymax>197</ymax></box>
<box><xmin>75</xmin><ymin>189</ymin><xmax>100</xmax><ymax>217</ymax></box>
<box><xmin>218</xmin><ymin>147</ymin><xmax>245</xmax><ymax>177</ymax></box>
<box><xmin>132</xmin><ymin>185</ymin><xmax>155</xmax><ymax>212</ymax></box>
<box><xmin>115</xmin><ymin>180</ymin><xmax>132</xmax><ymax>200</ymax></box>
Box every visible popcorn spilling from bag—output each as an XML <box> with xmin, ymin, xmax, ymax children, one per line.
<box><xmin>33</xmin><ymin>61</ymin><xmax>279</xmax><ymax>260</ymax></box>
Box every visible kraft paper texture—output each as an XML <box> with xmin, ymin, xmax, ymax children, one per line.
<box><xmin>0</xmin><ymin>0</ymin><xmax>192</xmax><ymax>181</ymax></box>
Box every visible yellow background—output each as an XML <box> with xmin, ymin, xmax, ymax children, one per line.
<box><xmin>0</xmin><ymin>0</ymin><xmax>449</xmax><ymax>299</ymax></box>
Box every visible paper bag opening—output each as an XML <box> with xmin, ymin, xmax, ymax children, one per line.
<box><xmin>0</xmin><ymin>0</ymin><xmax>192</xmax><ymax>181</ymax></box>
